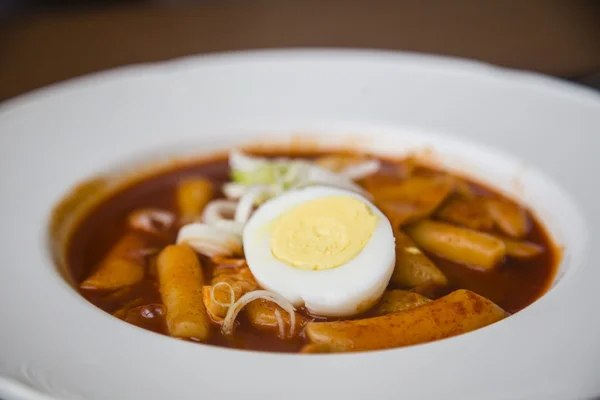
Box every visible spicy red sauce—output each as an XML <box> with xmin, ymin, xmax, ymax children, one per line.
<box><xmin>67</xmin><ymin>153</ymin><xmax>558</xmax><ymax>353</ymax></box>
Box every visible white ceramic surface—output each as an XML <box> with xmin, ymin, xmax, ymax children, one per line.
<box><xmin>0</xmin><ymin>49</ymin><xmax>599</xmax><ymax>400</ymax></box>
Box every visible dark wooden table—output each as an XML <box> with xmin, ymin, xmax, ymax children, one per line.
<box><xmin>1</xmin><ymin>0</ymin><xmax>600</xmax><ymax>101</ymax></box>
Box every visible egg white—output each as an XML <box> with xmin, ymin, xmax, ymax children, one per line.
<box><xmin>242</xmin><ymin>185</ymin><xmax>396</xmax><ymax>317</ymax></box>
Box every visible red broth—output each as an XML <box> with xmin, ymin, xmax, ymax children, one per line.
<box><xmin>66</xmin><ymin>153</ymin><xmax>558</xmax><ymax>353</ymax></box>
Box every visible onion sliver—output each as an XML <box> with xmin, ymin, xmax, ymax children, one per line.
<box><xmin>180</xmin><ymin>239</ymin><xmax>232</xmax><ymax>258</ymax></box>
<box><xmin>222</xmin><ymin>290</ymin><xmax>296</xmax><ymax>337</ymax></box>
<box><xmin>235</xmin><ymin>185</ymin><xmax>272</xmax><ymax>223</ymax></box>
<box><xmin>202</xmin><ymin>200</ymin><xmax>244</xmax><ymax>235</ymax></box>
<box><xmin>295</xmin><ymin>164</ymin><xmax>372</xmax><ymax>198</ymax></box>
<box><xmin>210</xmin><ymin>282</ymin><xmax>236</xmax><ymax>309</ymax></box>
<box><xmin>213</xmin><ymin>220</ymin><xmax>245</xmax><ymax>236</ymax></box>
<box><xmin>340</xmin><ymin>160</ymin><xmax>381</xmax><ymax>180</ymax></box>
<box><xmin>229</xmin><ymin>149</ymin><xmax>266</xmax><ymax>172</ymax></box>
<box><xmin>222</xmin><ymin>183</ymin><xmax>246</xmax><ymax>200</ymax></box>
<box><xmin>274</xmin><ymin>308</ymin><xmax>285</xmax><ymax>339</ymax></box>
<box><xmin>202</xmin><ymin>200</ymin><xmax>237</xmax><ymax>224</ymax></box>
<box><xmin>177</xmin><ymin>223</ymin><xmax>242</xmax><ymax>257</ymax></box>
<box><xmin>128</xmin><ymin>208</ymin><xmax>175</xmax><ymax>234</ymax></box>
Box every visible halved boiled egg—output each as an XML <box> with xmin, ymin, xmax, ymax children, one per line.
<box><xmin>243</xmin><ymin>186</ymin><xmax>396</xmax><ymax>317</ymax></box>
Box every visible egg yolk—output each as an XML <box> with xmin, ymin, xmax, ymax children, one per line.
<box><xmin>270</xmin><ymin>196</ymin><xmax>379</xmax><ymax>270</ymax></box>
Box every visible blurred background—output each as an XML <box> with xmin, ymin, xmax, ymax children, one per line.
<box><xmin>1</xmin><ymin>0</ymin><xmax>599</xmax><ymax>101</ymax></box>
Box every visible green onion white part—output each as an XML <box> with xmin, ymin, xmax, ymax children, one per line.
<box><xmin>234</xmin><ymin>185</ymin><xmax>274</xmax><ymax>223</ymax></box>
<box><xmin>222</xmin><ymin>289</ymin><xmax>296</xmax><ymax>337</ymax></box>
<box><xmin>176</xmin><ymin>223</ymin><xmax>242</xmax><ymax>257</ymax></box>
<box><xmin>339</xmin><ymin>159</ymin><xmax>381</xmax><ymax>180</ymax></box>
<box><xmin>274</xmin><ymin>308</ymin><xmax>285</xmax><ymax>338</ymax></box>
<box><xmin>176</xmin><ymin>149</ymin><xmax>380</xmax><ymax>258</ymax></box>
<box><xmin>222</xmin><ymin>182</ymin><xmax>246</xmax><ymax>199</ymax></box>
<box><xmin>229</xmin><ymin>150</ymin><xmax>375</xmax><ymax>199</ymax></box>
<box><xmin>209</xmin><ymin>282</ymin><xmax>236</xmax><ymax>309</ymax></box>
<box><xmin>201</xmin><ymin>200</ymin><xmax>244</xmax><ymax>236</ymax></box>
<box><xmin>298</xmin><ymin>162</ymin><xmax>372</xmax><ymax>197</ymax></box>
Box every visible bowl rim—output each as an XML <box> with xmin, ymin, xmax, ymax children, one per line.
<box><xmin>1</xmin><ymin>48</ymin><xmax>599</xmax><ymax>400</ymax></box>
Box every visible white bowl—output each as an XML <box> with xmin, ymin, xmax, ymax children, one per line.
<box><xmin>1</xmin><ymin>49</ymin><xmax>599</xmax><ymax>400</ymax></box>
